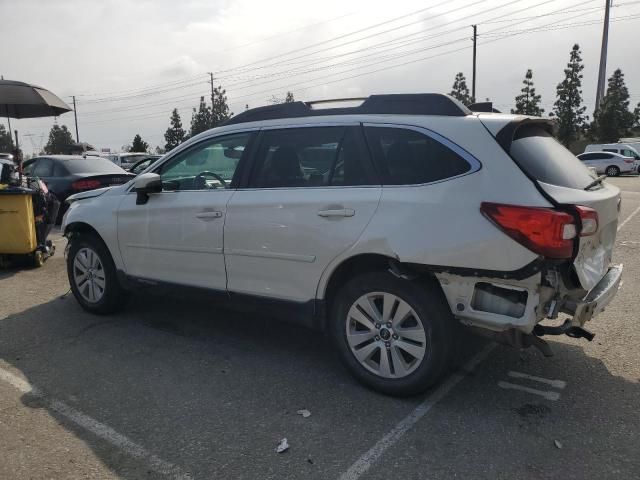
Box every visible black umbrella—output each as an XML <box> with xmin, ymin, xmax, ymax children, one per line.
<box><xmin>0</xmin><ymin>79</ymin><xmax>72</xmax><ymax>119</ymax></box>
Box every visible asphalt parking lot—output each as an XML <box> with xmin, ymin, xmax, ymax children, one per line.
<box><xmin>1</xmin><ymin>177</ymin><xmax>639</xmax><ymax>480</ymax></box>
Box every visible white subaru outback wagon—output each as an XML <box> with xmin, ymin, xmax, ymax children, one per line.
<box><xmin>62</xmin><ymin>94</ymin><xmax>623</xmax><ymax>396</ymax></box>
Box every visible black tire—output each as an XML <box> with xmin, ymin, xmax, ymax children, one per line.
<box><xmin>331</xmin><ymin>271</ymin><xmax>454</xmax><ymax>397</ymax></box>
<box><xmin>605</xmin><ymin>166</ymin><xmax>620</xmax><ymax>177</ymax></box>
<box><xmin>67</xmin><ymin>233</ymin><xmax>128</xmax><ymax>314</ymax></box>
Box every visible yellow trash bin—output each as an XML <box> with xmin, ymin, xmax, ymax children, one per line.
<box><xmin>0</xmin><ymin>187</ymin><xmax>37</xmax><ymax>255</ymax></box>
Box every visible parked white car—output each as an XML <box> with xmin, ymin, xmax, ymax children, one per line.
<box><xmin>584</xmin><ymin>143</ymin><xmax>640</xmax><ymax>173</ymax></box>
<box><xmin>577</xmin><ymin>151</ymin><xmax>636</xmax><ymax>176</ymax></box>
<box><xmin>103</xmin><ymin>152</ymin><xmax>157</xmax><ymax>170</ymax></box>
<box><xmin>61</xmin><ymin>94</ymin><xmax>623</xmax><ymax>396</ymax></box>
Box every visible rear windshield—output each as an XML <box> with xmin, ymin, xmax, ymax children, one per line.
<box><xmin>510</xmin><ymin>126</ymin><xmax>595</xmax><ymax>189</ymax></box>
<box><xmin>63</xmin><ymin>157</ymin><xmax>126</xmax><ymax>174</ymax></box>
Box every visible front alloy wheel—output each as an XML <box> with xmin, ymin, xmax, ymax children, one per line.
<box><xmin>67</xmin><ymin>233</ymin><xmax>128</xmax><ymax>314</ymax></box>
<box><xmin>346</xmin><ymin>292</ymin><xmax>426</xmax><ymax>378</ymax></box>
<box><xmin>72</xmin><ymin>247</ymin><xmax>106</xmax><ymax>303</ymax></box>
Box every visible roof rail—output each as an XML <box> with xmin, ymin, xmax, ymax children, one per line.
<box><xmin>467</xmin><ymin>101</ymin><xmax>501</xmax><ymax>113</ymax></box>
<box><xmin>222</xmin><ymin>93</ymin><xmax>471</xmax><ymax>126</ymax></box>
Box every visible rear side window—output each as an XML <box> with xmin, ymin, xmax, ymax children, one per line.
<box><xmin>33</xmin><ymin>158</ymin><xmax>53</xmax><ymax>177</ymax></box>
<box><xmin>510</xmin><ymin>126</ymin><xmax>594</xmax><ymax>189</ymax></box>
<box><xmin>364</xmin><ymin>126</ymin><xmax>472</xmax><ymax>185</ymax></box>
<box><xmin>249</xmin><ymin>127</ymin><xmax>372</xmax><ymax>188</ymax></box>
<box><xmin>53</xmin><ymin>163</ymin><xmax>68</xmax><ymax>176</ymax></box>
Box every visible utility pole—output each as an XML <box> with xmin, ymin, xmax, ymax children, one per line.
<box><xmin>472</xmin><ymin>25</ymin><xmax>477</xmax><ymax>102</ymax></box>
<box><xmin>208</xmin><ymin>72</ymin><xmax>215</xmax><ymax>107</ymax></box>
<box><xmin>72</xmin><ymin>95</ymin><xmax>80</xmax><ymax>142</ymax></box>
<box><xmin>595</xmin><ymin>0</ymin><xmax>612</xmax><ymax>112</ymax></box>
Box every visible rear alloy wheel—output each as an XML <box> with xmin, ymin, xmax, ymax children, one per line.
<box><xmin>332</xmin><ymin>272</ymin><xmax>453</xmax><ymax>396</ymax></box>
<box><xmin>346</xmin><ymin>292</ymin><xmax>426</xmax><ymax>379</ymax></box>
<box><xmin>606</xmin><ymin>166</ymin><xmax>620</xmax><ymax>177</ymax></box>
<box><xmin>73</xmin><ymin>247</ymin><xmax>106</xmax><ymax>303</ymax></box>
<box><xmin>67</xmin><ymin>234</ymin><xmax>128</xmax><ymax>314</ymax></box>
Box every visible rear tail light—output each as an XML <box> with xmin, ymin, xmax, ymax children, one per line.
<box><xmin>624</xmin><ymin>159</ymin><xmax>634</xmax><ymax>164</ymax></box>
<box><xmin>575</xmin><ymin>206</ymin><xmax>598</xmax><ymax>236</ymax></box>
<box><xmin>480</xmin><ymin>203</ymin><xmax>576</xmax><ymax>258</ymax></box>
<box><xmin>71</xmin><ymin>179</ymin><xmax>102</xmax><ymax>191</ymax></box>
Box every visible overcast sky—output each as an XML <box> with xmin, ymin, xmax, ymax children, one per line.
<box><xmin>1</xmin><ymin>0</ymin><xmax>638</xmax><ymax>153</ymax></box>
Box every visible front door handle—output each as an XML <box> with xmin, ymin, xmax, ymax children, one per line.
<box><xmin>317</xmin><ymin>208</ymin><xmax>355</xmax><ymax>218</ymax></box>
<box><xmin>195</xmin><ymin>211</ymin><xmax>223</xmax><ymax>220</ymax></box>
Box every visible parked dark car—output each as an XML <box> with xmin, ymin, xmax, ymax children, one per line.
<box><xmin>128</xmin><ymin>155</ymin><xmax>162</xmax><ymax>174</ymax></box>
<box><xmin>22</xmin><ymin>155</ymin><xmax>134</xmax><ymax>222</ymax></box>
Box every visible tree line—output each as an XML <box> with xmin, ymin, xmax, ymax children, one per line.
<box><xmin>3</xmin><ymin>43</ymin><xmax>639</xmax><ymax>157</ymax></box>
<box><xmin>449</xmin><ymin>44</ymin><xmax>640</xmax><ymax>148</ymax></box>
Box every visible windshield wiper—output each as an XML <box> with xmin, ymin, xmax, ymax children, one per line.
<box><xmin>584</xmin><ymin>175</ymin><xmax>607</xmax><ymax>191</ymax></box>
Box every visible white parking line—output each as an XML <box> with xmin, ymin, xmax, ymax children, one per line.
<box><xmin>0</xmin><ymin>367</ymin><xmax>191</xmax><ymax>480</ymax></box>
<box><xmin>508</xmin><ymin>371</ymin><xmax>566</xmax><ymax>389</ymax></box>
<box><xmin>338</xmin><ymin>343</ymin><xmax>496</xmax><ymax>480</ymax></box>
<box><xmin>497</xmin><ymin>381</ymin><xmax>561</xmax><ymax>401</ymax></box>
<box><xmin>618</xmin><ymin>204</ymin><xmax>640</xmax><ymax>232</ymax></box>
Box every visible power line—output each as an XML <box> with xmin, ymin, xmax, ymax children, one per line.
<box><xmin>78</xmin><ymin>0</ymin><xmax>554</xmax><ymax>115</ymax></box>
<box><xmin>77</xmin><ymin>0</ymin><xmax>609</xmax><ymax>123</ymax></box>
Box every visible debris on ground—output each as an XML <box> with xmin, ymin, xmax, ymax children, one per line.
<box><xmin>276</xmin><ymin>438</ymin><xmax>289</xmax><ymax>453</ymax></box>
<box><xmin>554</xmin><ymin>440</ymin><xmax>563</xmax><ymax>449</ymax></box>
<box><xmin>297</xmin><ymin>409</ymin><xmax>311</xmax><ymax>418</ymax></box>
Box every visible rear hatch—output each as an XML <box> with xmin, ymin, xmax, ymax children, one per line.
<box><xmin>482</xmin><ymin>117</ymin><xmax>621</xmax><ymax>291</ymax></box>
<box><xmin>62</xmin><ymin>157</ymin><xmax>134</xmax><ymax>193</ymax></box>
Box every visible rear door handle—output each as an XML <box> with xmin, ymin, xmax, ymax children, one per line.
<box><xmin>195</xmin><ymin>211</ymin><xmax>223</xmax><ymax>220</ymax></box>
<box><xmin>317</xmin><ymin>208</ymin><xmax>355</xmax><ymax>218</ymax></box>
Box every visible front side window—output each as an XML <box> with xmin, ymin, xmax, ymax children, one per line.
<box><xmin>248</xmin><ymin>126</ymin><xmax>371</xmax><ymax>188</ymax></box>
<box><xmin>158</xmin><ymin>132</ymin><xmax>252</xmax><ymax>191</ymax></box>
<box><xmin>364</xmin><ymin>126</ymin><xmax>472</xmax><ymax>185</ymax></box>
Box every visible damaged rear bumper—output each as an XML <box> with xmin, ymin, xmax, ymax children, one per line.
<box><xmin>564</xmin><ymin>264</ymin><xmax>623</xmax><ymax>326</ymax></box>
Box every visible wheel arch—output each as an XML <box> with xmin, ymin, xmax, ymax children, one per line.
<box><xmin>63</xmin><ymin>222</ymin><xmax>121</xmax><ymax>268</ymax></box>
<box><xmin>317</xmin><ymin>253</ymin><xmax>441</xmax><ymax>330</ymax></box>
<box><xmin>64</xmin><ymin>221</ymin><xmax>103</xmax><ymax>242</ymax></box>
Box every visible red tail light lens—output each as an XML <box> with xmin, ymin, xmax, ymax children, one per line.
<box><xmin>624</xmin><ymin>159</ymin><xmax>634</xmax><ymax>164</ymax></box>
<box><xmin>575</xmin><ymin>206</ymin><xmax>598</xmax><ymax>236</ymax></box>
<box><xmin>71</xmin><ymin>179</ymin><xmax>102</xmax><ymax>191</ymax></box>
<box><xmin>480</xmin><ymin>203</ymin><xmax>576</xmax><ymax>259</ymax></box>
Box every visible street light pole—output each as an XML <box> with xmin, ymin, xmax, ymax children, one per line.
<box><xmin>595</xmin><ymin>0</ymin><xmax>612</xmax><ymax>112</ymax></box>
<box><xmin>72</xmin><ymin>95</ymin><xmax>79</xmax><ymax>142</ymax></box>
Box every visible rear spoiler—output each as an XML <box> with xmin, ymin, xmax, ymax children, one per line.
<box><xmin>494</xmin><ymin>118</ymin><xmax>555</xmax><ymax>151</ymax></box>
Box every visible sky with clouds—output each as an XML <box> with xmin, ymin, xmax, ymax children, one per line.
<box><xmin>1</xmin><ymin>0</ymin><xmax>638</xmax><ymax>153</ymax></box>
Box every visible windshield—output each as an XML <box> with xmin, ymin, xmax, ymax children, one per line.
<box><xmin>63</xmin><ymin>157</ymin><xmax>128</xmax><ymax>174</ymax></box>
<box><xmin>510</xmin><ymin>126</ymin><xmax>595</xmax><ymax>189</ymax></box>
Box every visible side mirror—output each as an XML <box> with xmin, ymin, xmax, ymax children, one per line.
<box><xmin>135</xmin><ymin>173</ymin><xmax>162</xmax><ymax>205</ymax></box>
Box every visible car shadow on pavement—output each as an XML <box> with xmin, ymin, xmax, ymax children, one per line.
<box><xmin>0</xmin><ymin>291</ymin><xmax>638</xmax><ymax>479</ymax></box>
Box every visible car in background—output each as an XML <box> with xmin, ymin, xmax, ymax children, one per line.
<box><xmin>128</xmin><ymin>155</ymin><xmax>162</xmax><ymax>174</ymax></box>
<box><xmin>103</xmin><ymin>153</ymin><xmax>159</xmax><ymax>170</ymax></box>
<box><xmin>576</xmin><ymin>151</ymin><xmax>636</xmax><ymax>176</ymax></box>
<box><xmin>584</xmin><ymin>143</ymin><xmax>640</xmax><ymax>173</ymax></box>
<box><xmin>22</xmin><ymin>155</ymin><xmax>134</xmax><ymax>222</ymax></box>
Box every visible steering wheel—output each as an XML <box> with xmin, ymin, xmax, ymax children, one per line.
<box><xmin>194</xmin><ymin>171</ymin><xmax>227</xmax><ymax>189</ymax></box>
